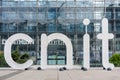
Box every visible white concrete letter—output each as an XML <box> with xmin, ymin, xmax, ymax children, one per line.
<box><xmin>97</xmin><ymin>18</ymin><xmax>114</xmax><ymax>69</ymax></box>
<box><xmin>83</xmin><ymin>18</ymin><xmax>90</xmax><ymax>69</ymax></box>
<box><xmin>4</xmin><ymin>33</ymin><xmax>33</xmax><ymax>69</ymax></box>
<box><xmin>41</xmin><ymin>33</ymin><xmax>73</xmax><ymax>69</ymax></box>
<box><xmin>83</xmin><ymin>34</ymin><xmax>90</xmax><ymax>69</ymax></box>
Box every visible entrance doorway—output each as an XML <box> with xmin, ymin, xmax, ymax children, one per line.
<box><xmin>47</xmin><ymin>39</ymin><xmax>66</xmax><ymax>65</ymax></box>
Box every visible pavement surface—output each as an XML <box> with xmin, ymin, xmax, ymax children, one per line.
<box><xmin>0</xmin><ymin>68</ymin><xmax>120</xmax><ymax>80</ymax></box>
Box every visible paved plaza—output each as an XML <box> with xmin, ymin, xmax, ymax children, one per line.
<box><xmin>0</xmin><ymin>68</ymin><xmax>120</xmax><ymax>80</ymax></box>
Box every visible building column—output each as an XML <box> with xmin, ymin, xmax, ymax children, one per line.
<box><xmin>36</xmin><ymin>35</ymin><xmax>40</xmax><ymax>65</ymax></box>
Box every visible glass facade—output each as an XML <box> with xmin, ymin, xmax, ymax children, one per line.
<box><xmin>0</xmin><ymin>0</ymin><xmax>120</xmax><ymax>67</ymax></box>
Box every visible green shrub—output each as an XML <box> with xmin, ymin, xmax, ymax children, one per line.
<box><xmin>12</xmin><ymin>47</ymin><xmax>20</xmax><ymax>61</ymax></box>
<box><xmin>16</xmin><ymin>59</ymin><xmax>27</xmax><ymax>64</ymax></box>
<box><xmin>109</xmin><ymin>53</ymin><xmax>120</xmax><ymax>67</ymax></box>
<box><xmin>0</xmin><ymin>52</ymin><xmax>8</xmax><ymax>67</ymax></box>
<box><xmin>20</xmin><ymin>53</ymin><xmax>29</xmax><ymax>60</ymax></box>
<box><xmin>11</xmin><ymin>47</ymin><xmax>29</xmax><ymax>64</ymax></box>
<box><xmin>0</xmin><ymin>47</ymin><xmax>30</xmax><ymax>66</ymax></box>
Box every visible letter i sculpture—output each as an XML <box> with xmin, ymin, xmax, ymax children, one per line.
<box><xmin>82</xmin><ymin>18</ymin><xmax>90</xmax><ymax>70</ymax></box>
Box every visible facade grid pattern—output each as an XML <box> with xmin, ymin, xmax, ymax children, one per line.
<box><xmin>0</xmin><ymin>0</ymin><xmax>120</xmax><ymax>66</ymax></box>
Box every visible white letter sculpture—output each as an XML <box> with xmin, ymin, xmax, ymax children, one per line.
<box><xmin>4</xmin><ymin>33</ymin><xmax>33</xmax><ymax>69</ymax></box>
<box><xmin>83</xmin><ymin>18</ymin><xmax>90</xmax><ymax>70</ymax></box>
<box><xmin>97</xmin><ymin>18</ymin><xmax>114</xmax><ymax>70</ymax></box>
<box><xmin>41</xmin><ymin>33</ymin><xmax>73</xmax><ymax>69</ymax></box>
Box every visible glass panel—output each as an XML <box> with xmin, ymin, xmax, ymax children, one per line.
<box><xmin>38</xmin><ymin>23</ymin><xmax>47</xmax><ymax>32</ymax></box>
<box><xmin>9</xmin><ymin>23</ymin><xmax>17</xmax><ymax>32</ymax></box>
<box><xmin>28</xmin><ymin>22</ymin><xmax>36</xmax><ymax>32</ymax></box>
<box><xmin>18</xmin><ymin>21</ymin><xmax>28</xmax><ymax>32</ymax></box>
<box><xmin>48</xmin><ymin>23</ymin><xmax>56</xmax><ymax>32</ymax></box>
<box><xmin>47</xmin><ymin>7</ymin><xmax>56</xmax><ymax>20</ymax></box>
<box><xmin>48</xmin><ymin>40</ymin><xmax>66</xmax><ymax>65</ymax></box>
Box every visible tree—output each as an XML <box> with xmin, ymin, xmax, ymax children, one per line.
<box><xmin>109</xmin><ymin>53</ymin><xmax>120</xmax><ymax>67</ymax></box>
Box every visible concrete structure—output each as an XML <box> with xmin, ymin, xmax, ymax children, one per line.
<box><xmin>0</xmin><ymin>0</ymin><xmax>120</xmax><ymax>68</ymax></box>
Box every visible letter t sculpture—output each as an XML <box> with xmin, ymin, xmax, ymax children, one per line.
<box><xmin>97</xmin><ymin>18</ymin><xmax>114</xmax><ymax>70</ymax></box>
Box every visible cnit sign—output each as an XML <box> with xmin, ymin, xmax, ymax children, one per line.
<box><xmin>2</xmin><ymin>38</ymin><xmax>65</xmax><ymax>45</ymax></box>
<box><xmin>4</xmin><ymin>18</ymin><xmax>114</xmax><ymax>70</ymax></box>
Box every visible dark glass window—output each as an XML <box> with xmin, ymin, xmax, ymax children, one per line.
<box><xmin>116</xmin><ymin>22</ymin><xmax>120</xmax><ymax>31</ymax></box>
<box><xmin>116</xmin><ymin>8</ymin><xmax>120</xmax><ymax>19</ymax></box>
<box><xmin>48</xmin><ymin>23</ymin><xmax>56</xmax><ymax>32</ymax></box>
<box><xmin>38</xmin><ymin>23</ymin><xmax>47</xmax><ymax>32</ymax></box>
<box><xmin>18</xmin><ymin>22</ymin><xmax>28</xmax><ymax>32</ymax></box>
